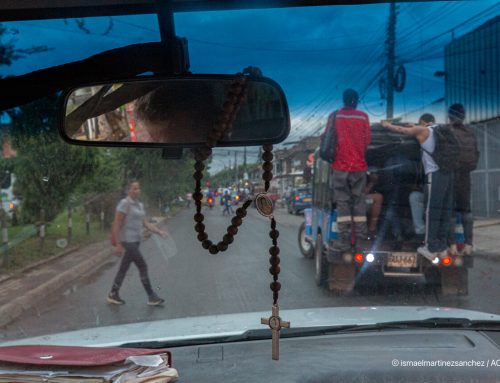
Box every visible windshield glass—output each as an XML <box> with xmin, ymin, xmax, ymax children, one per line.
<box><xmin>1</xmin><ymin>1</ymin><xmax>500</xmax><ymax>345</ymax></box>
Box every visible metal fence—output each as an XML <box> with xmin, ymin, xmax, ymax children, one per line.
<box><xmin>471</xmin><ymin>120</ymin><xmax>500</xmax><ymax>217</ymax></box>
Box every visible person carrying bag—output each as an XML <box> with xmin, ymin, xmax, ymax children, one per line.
<box><xmin>108</xmin><ymin>180</ymin><xmax>167</xmax><ymax>306</ymax></box>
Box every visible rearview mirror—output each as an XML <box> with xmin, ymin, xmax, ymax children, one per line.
<box><xmin>60</xmin><ymin>75</ymin><xmax>290</xmax><ymax>147</ymax></box>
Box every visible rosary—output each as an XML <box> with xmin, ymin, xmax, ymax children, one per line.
<box><xmin>191</xmin><ymin>67</ymin><xmax>289</xmax><ymax>360</ymax></box>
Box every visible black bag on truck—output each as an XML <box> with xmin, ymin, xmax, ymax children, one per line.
<box><xmin>319</xmin><ymin>111</ymin><xmax>337</xmax><ymax>163</ymax></box>
<box><xmin>423</xmin><ymin>125</ymin><xmax>461</xmax><ymax>172</ymax></box>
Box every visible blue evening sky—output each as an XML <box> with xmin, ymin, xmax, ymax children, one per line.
<box><xmin>1</xmin><ymin>0</ymin><xmax>498</xmax><ymax>155</ymax></box>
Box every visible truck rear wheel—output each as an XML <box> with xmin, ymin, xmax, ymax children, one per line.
<box><xmin>298</xmin><ymin>222</ymin><xmax>314</xmax><ymax>258</ymax></box>
<box><xmin>314</xmin><ymin>233</ymin><xmax>328</xmax><ymax>287</ymax></box>
<box><xmin>440</xmin><ymin>267</ymin><xmax>468</xmax><ymax>296</ymax></box>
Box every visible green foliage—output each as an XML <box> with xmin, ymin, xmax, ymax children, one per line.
<box><xmin>114</xmin><ymin>148</ymin><xmax>196</xmax><ymax>210</ymax></box>
<box><xmin>75</xmin><ymin>148</ymin><xmax>121</xmax><ymax>195</ymax></box>
<box><xmin>209</xmin><ymin>163</ymin><xmax>259</xmax><ymax>188</ymax></box>
<box><xmin>8</xmin><ymin>97</ymin><xmax>96</xmax><ymax>222</ymax></box>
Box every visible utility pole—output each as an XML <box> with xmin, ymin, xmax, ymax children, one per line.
<box><xmin>234</xmin><ymin>151</ymin><xmax>238</xmax><ymax>185</ymax></box>
<box><xmin>385</xmin><ymin>1</ymin><xmax>397</xmax><ymax>119</ymax></box>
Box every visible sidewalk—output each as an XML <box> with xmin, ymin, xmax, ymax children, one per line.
<box><xmin>0</xmin><ymin>241</ymin><xmax>114</xmax><ymax>327</ymax></box>
<box><xmin>0</xmin><ymin>216</ymin><xmax>169</xmax><ymax>328</ymax></box>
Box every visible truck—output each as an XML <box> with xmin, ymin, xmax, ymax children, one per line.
<box><xmin>298</xmin><ymin>123</ymin><xmax>471</xmax><ymax>296</ymax></box>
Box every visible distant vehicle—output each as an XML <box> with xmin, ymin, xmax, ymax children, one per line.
<box><xmin>202</xmin><ymin>191</ymin><xmax>216</xmax><ymax>209</ymax></box>
<box><xmin>287</xmin><ymin>187</ymin><xmax>312</xmax><ymax>215</ymax></box>
<box><xmin>0</xmin><ymin>172</ymin><xmax>19</xmax><ymax>219</ymax></box>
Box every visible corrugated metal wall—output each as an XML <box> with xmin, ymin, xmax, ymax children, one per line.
<box><xmin>471</xmin><ymin>121</ymin><xmax>500</xmax><ymax>217</ymax></box>
<box><xmin>445</xmin><ymin>16</ymin><xmax>500</xmax><ymax>217</ymax></box>
<box><xmin>445</xmin><ymin>16</ymin><xmax>500</xmax><ymax>123</ymax></box>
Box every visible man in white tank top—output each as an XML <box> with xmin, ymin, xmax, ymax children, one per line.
<box><xmin>381</xmin><ymin>114</ymin><xmax>454</xmax><ymax>262</ymax></box>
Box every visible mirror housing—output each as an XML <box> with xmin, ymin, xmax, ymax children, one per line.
<box><xmin>60</xmin><ymin>75</ymin><xmax>290</xmax><ymax>148</ymax></box>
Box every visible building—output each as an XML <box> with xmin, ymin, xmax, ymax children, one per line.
<box><xmin>445</xmin><ymin>16</ymin><xmax>500</xmax><ymax>217</ymax></box>
<box><xmin>274</xmin><ymin>136</ymin><xmax>320</xmax><ymax>196</ymax></box>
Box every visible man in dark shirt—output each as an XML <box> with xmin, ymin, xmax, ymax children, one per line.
<box><xmin>330</xmin><ymin>89</ymin><xmax>371</xmax><ymax>253</ymax></box>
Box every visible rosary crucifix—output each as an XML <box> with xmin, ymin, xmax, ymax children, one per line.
<box><xmin>191</xmin><ymin>67</ymin><xmax>290</xmax><ymax>360</ymax></box>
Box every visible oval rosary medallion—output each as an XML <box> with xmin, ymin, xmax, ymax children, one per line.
<box><xmin>255</xmin><ymin>193</ymin><xmax>274</xmax><ymax>217</ymax></box>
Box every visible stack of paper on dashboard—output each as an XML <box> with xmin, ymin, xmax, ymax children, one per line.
<box><xmin>0</xmin><ymin>345</ymin><xmax>178</xmax><ymax>383</ymax></box>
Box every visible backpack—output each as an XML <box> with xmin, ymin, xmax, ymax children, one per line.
<box><xmin>319</xmin><ymin>112</ymin><xmax>337</xmax><ymax>163</ymax></box>
<box><xmin>423</xmin><ymin>125</ymin><xmax>461</xmax><ymax>172</ymax></box>
<box><xmin>452</xmin><ymin>123</ymin><xmax>479</xmax><ymax>171</ymax></box>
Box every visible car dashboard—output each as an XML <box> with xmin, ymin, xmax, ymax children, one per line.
<box><xmin>168</xmin><ymin>329</ymin><xmax>500</xmax><ymax>382</ymax></box>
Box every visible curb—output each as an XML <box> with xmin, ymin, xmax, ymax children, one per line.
<box><xmin>474</xmin><ymin>221</ymin><xmax>500</xmax><ymax>229</ymax></box>
<box><xmin>0</xmin><ymin>246</ymin><xmax>80</xmax><ymax>284</ymax></box>
<box><xmin>475</xmin><ymin>252</ymin><xmax>500</xmax><ymax>263</ymax></box>
<box><xmin>0</xmin><ymin>246</ymin><xmax>113</xmax><ymax>328</ymax></box>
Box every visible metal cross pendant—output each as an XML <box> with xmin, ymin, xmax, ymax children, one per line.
<box><xmin>261</xmin><ymin>304</ymin><xmax>290</xmax><ymax>360</ymax></box>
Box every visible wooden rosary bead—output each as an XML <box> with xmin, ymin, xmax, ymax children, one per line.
<box><xmin>269</xmin><ymin>246</ymin><xmax>280</xmax><ymax>256</ymax></box>
<box><xmin>231</xmin><ymin>217</ymin><xmax>243</xmax><ymax>227</ymax></box>
<box><xmin>262</xmin><ymin>152</ymin><xmax>273</xmax><ymax>162</ymax></box>
<box><xmin>263</xmin><ymin>144</ymin><xmax>273</xmax><ymax>152</ymax></box>
<box><xmin>236</xmin><ymin>208</ymin><xmax>247</xmax><ymax>218</ymax></box>
<box><xmin>202</xmin><ymin>239</ymin><xmax>212</xmax><ymax>249</ymax></box>
<box><xmin>223</xmin><ymin>101</ymin><xmax>235</xmax><ymax>114</ymax></box>
<box><xmin>194</xmin><ymin>213</ymin><xmax>204</xmax><ymax>222</ymax></box>
<box><xmin>208</xmin><ymin>131</ymin><xmax>220</xmax><ymax>142</ymax></box>
<box><xmin>262</xmin><ymin>162</ymin><xmax>273</xmax><ymax>172</ymax></box>
<box><xmin>193</xmin><ymin>192</ymin><xmax>203</xmax><ymax>201</ymax></box>
<box><xmin>209</xmin><ymin>245</ymin><xmax>219</xmax><ymax>254</ymax></box>
<box><xmin>269</xmin><ymin>256</ymin><xmax>281</xmax><ymax>266</ymax></box>
<box><xmin>270</xmin><ymin>281</ymin><xmax>281</xmax><ymax>291</ymax></box>
<box><xmin>217</xmin><ymin>241</ymin><xmax>229</xmax><ymax>252</ymax></box>
<box><xmin>216</xmin><ymin>122</ymin><xmax>228</xmax><ymax>132</ymax></box>
<box><xmin>269</xmin><ymin>230</ymin><xmax>279</xmax><ymax>240</ymax></box>
<box><xmin>269</xmin><ymin>265</ymin><xmax>280</xmax><ymax>275</ymax></box>
<box><xmin>243</xmin><ymin>200</ymin><xmax>252</xmax><ymax>209</ymax></box>
<box><xmin>223</xmin><ymin>234</ymin><xmax>234</xmax><ymax>244</ymax></box>
<box><xmin>194</xmin><ymin>162</ymin><xmax>205</xmax><ymax>171</ymax></box>
<box><xmin>227</xmin><ymin>226</ymin><xmax>238</xmax><ymax>236</ymax></box>
<box><xmin>195</xmin><ymin>223</ymin><xmax>205</xmax><ymax>233</ymax></box>
<box><xmin>262</xmin><ymin>171</ymin><xmax>273</xmax><ymax>182</ymax></box>
<box><xmin>198</xmin><ymin>147</ymin><xmax>212</xmax><ymax>158</ymax></box>
<box><xmin>193</xmin><ymin>172</ymin><xmax>203</xmax><ymax>181</ymax></box>
<box><xmin>197</xmin><ymin>232</ymin><xmax>208</xmax><ymax>242</ymax></box>
<box><xmin>206</xmin><ymin>138</ymin><xmax>217</xmax><ymax>148</ymax></box>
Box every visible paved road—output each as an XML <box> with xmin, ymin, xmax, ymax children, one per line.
<box><xmin>2</xmin><ymin>206</ymin><xmax>500</xmax><ymax>341</ymax></box>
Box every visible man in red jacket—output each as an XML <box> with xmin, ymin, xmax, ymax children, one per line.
<box><xmin>331</xmin><ymin>89</ymin><xmax>371</xmax><ymax>253</ymax></box>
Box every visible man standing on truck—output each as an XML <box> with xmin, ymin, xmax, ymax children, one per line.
<box><xmin>381</xmin><ymin>114</ymin><xmax>453</xmax><ymax>261</ymax></box>
<box><xmin>447</xmin><ymin>104</ymin><xmax>479</xmax><ymax>256</ymax></box>
<box><xmin>331</xmin><ymin>89</ymin><xmax>371</xmax><ymax>253</ymax></box>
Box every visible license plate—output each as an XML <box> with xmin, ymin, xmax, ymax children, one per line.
<box><xmin>387</xmin><ymin>253</ymin><xmax>418</xmax><ymax>268</ymax></box>
<box><xmin>303</xmin><ymin>198</ymin><xmax>312</xmax><ymax>202</ymax></box>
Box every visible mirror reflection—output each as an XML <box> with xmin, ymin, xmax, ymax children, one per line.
<box><xmin>63</xmin><ymin>78</ymin><xmax>289</xmax><ymax>146</ymax></box>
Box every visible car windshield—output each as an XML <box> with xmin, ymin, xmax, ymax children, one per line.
<box><xmin>1</xmin><ymin>1</ymin><xmax>500</xmax><ymax>346</ymax></box>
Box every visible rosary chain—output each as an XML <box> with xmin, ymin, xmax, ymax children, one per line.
<box><xmin>192</xmin><ymin>72</ymin><xmax>252</xmax><ymax>254</ymax></box>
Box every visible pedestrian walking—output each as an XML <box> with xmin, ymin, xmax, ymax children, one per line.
<box><xmin>446</xmin><ymin>104</ymin><xmax>479</xmax><ymax>256</ymax></box>
<box><xmin>328</xmin><ymin>89</ymin><xmax>371</xmax><ymax>253</ymax></box>
<box><xmin>108</xmin><ymin>180</ymin><xmax>167</xmax><ymax>306</ymax></box>
<box><xmin>382</xmin><ymin>114</ymin><xmax>456</xmax><ymax>261</ymax></box>
<box><xmin>222</xmin><ymin>190</ymin><xmax>233</xmax><ymax>216</ymax></box>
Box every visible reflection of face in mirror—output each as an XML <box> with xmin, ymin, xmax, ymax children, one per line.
<box><xmin>65</xmin><ymin>78</ymin><xmax>289</xmax><ymax>145</ymax></box>
<box><xmin>132</xmin><ymin>83</ymin><xmax>217</xmax><ymax>143</ymax></box>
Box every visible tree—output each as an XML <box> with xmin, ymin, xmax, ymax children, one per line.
<box><xmin>115</xmin><ymin>148</ymin><xmax>196</xmax><ymax>212</ymax></box>
<box><xmin>0</xmin><ymin>23</ymin><xmax>50</xmax><ymax>68</ymax></box>
<box><xmin>8</xmin><ymin>96</ymin><xmax>97</xmax><ymax>222</ymax></box>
